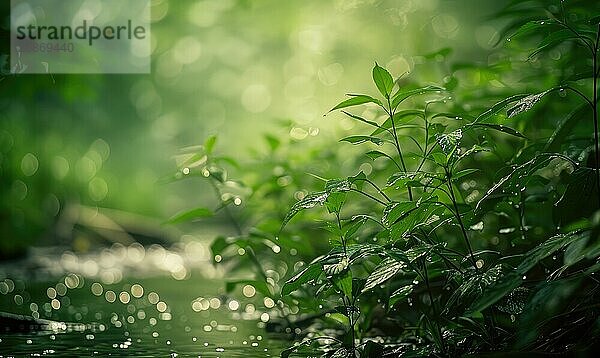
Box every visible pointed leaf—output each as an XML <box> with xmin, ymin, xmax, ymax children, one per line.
<box><xmin>329</xmin><ymin>95</ymin><xmax>381</xmax><ymax>112</ymax></box>
<box><xmin>362</xmin><ymin>258</ymin><xmax>405</xmax><ymax>293</ymax></box>
<box><xmin>281</xmin><ymin>191</ymin><xmax>329</xmax><ymax>230</ymax></box>
<box><xmin>281</xmin><ymin>264</ymin><xmax>322</xmax><ymax>296</ymax></box>
<box><xmin>468</xmin><ymin>123</ymin><xmax>526</xmax><ymax>139</ymax></box>
<box><xmin>340</xmin><ymin>135</ymin><xmax>384</xmax><ymax>145</ymax></box>
<box><xmin>372</xmin><ymin>62</ymin><xmax>395</xmax><ymax>97</ymax></box>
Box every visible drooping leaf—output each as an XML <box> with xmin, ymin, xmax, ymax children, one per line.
<box><xmin>372</xmin><ymin>62</ymin><xmax>395</xmax><ymax>97</ymax></box>
<box><xmin>446</xmin><ymin>264</ymin><xmax>504</xmax><ymax>311</ymax></box>
<box><xmin>165</xmin><ymin>207</ymin><xmax>213</xmax><ymax>224</ymax></box>
<box><xmin>323</xmin><ymin>255</ymin><xmax>349</xmax><ymax>276</ymax></box>
<box><xmin>507</xmin><ymin>19</ymin><xmax>559</xmax><ymax>41</ymax></box>
<box><xmin>382</xmin><ymin>201</ymin><xmax>417</xmax><ymax>227</ymax></box>
<box><xmin>365</xmin><ymin>150</ymin><xmax>390</xmax><ymax>160</ymax></box>
<box><xmin>340</xmin><ymin>111</ymin><xmax>383</xmax><ymax>130</ymax></box>
<box><xmin>528</xmin><ymin>29</ymin><xmax>595</xmax><ymax>60</ymax></box>
<box><xmin>362</xmin><ymin>258</ymin><xmax>405</xmax><ymax>293</ymax></box>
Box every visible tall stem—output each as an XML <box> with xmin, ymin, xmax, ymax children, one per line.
<box><xmin>387</xmin><ymin>97</ymin><xmax>413</xmax><ymax>201</ymax></box>
<box><xmin>445</xmin><ymin>169</ymin><xmax>477</xmax><ymax>269</ymax></box>
<box><xmin>593</xmin><ymin>23</ymin><xmax>600</xmax><ymax>208</ymax></box>
<box><xmin>422</xmin><ymin>260</ymin><xmax>445</xmax><ymax>354</ymax></box>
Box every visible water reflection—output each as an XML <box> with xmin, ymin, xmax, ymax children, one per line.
<box><xmin>0</xmin><ymin>242</ymin><xmax>286</xmax><ymax>357</ymax></box>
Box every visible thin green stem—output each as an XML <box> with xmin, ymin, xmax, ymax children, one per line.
<box><xmin>422</xmin><ymin>259</ymin><xmax>445</xmax><ymax>354</ymax></box>
<box><xmin>386</xmin><ymin>97</ymin><xmax>413</xmax><ymax>201</ymax></box>
<box><xmin>593</xmin><ymin>23</ymin><xmax>600</xmax><ymax>208</ymax></box>
<box><xmin>445</xmin><ymin>168</ymin><xmax>477</xmax><ymax>269</ymax></box>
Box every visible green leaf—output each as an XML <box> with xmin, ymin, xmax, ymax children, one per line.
<box><xmin>436</xmin><ymin>129</ymin><xmax>463</xmax><ymax>154</ymax></box>
<box><xmin>165</xmin><ymin>207</ymin><xmax>213</xmax><ymax>224</ymax></box>
<box><xmin>328</xmin><ymin>95</ymin><xmax>381</xmax><ymax>113</ymax></box>
<box><xmin>452</xmin><ymin>168</ymin><xmax>480</xmax><ymax>180</ymax></box>
<box><xmin>506</xmin><ymin>90</ymin><xmax>552</xmax><ymax>118</ymax></box>
<box><xmin>365</xmin><ymin>150</ymin><xmax>389</xmax><ymax>160</ymax></box>
<box><xmin>362</xmin><ymin>258</ymin><xmax>405</xmax><ymax>293</ymax></box>
<box><xmin>323</xmin><ymin>256</ymin><xmax>349</xmax><ymax>275</ymax></box>
<box><xmin>468</xmin><ymin>123</ymin><xmax>526</xmax><ymax>139</ymax></box>
<box><xmin>391</xmin><ymin>85</ymin><xmax>445</xmax><ymax>109</ymax></box>
<box><xmin>204</xmin><ymin>135</ymin><xmax>217</xmax><ymax>154</ymax></box>
<box><xmin>281</xmin><ymin>264</ymin><xmax>322</xmax><ymax>296</ymax></box>
<box><xmin>325</xmin><ymin>192</ymin><xmax>347</xmax><ymax>214</ymax></box>
<box><xmin>340</xmin><ymin>111</ymin><xmax>383</xmax><ymax>130</ymax></box>
<box><xmin>475</xmin><ymin>94</ymin><xmax>529</xmax><ymax>122</ymax></box>
<box><xmin>469</xmin><ymin>231</ymin><xmax>583</xmax><ymax>313</ymax></box>
<box><xmin>389</xmin><ymin>285</ymin><xmax>414</xmax><ymax>308</ymax></box>
<box><xmin>372</xmin><ymin>62</ymin><xmax>395</xmax><ymax>97</ymax></box>
<box><xmin>281</xmin><ymin>191</ymin><xmax>329</xmax><ymax>230</ymax></box>
<box><xmin>344</xmin><ymin>215</ymin><xmax>368</xmax><ymax>239</ymax></box>
<box><xmin>333</xmin><ymin>269</ymin><xmax>353</xmax><ymax>299</ymax></box>
<box><xmin>382</xmin><ymin>201</ymin><xmax>417</xmax><ymax>226</ymax></box>
<box><xmin>340</xmin><ymin>135</ymin><xmax>384</xmax><ymax>145</ymax></box>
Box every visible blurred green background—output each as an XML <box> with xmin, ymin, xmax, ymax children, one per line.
<box><xmin>0</xmin><ymin>0</ymin><xmax>502</xmax><ymax>257</ymax></box>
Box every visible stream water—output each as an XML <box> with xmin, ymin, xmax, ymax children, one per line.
<box><xmin>0</xmin><ymin>243</ymin><xmax>289</xmax><ymax>357</ymax></box>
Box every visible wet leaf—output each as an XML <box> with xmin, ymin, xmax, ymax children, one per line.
<box><xmin>469</xmin><ymin>231</ymin><xmax>583</xmax><ymax>313</ymax></box>
<box><xmin>496</xmin><ymin>287</ymin><xmax>529</xmax><ymax>315</ymax></box>
<box><xmin>468</xmin><ymin>123</ymin><xmax>526</xmax><ymax>139</ymax></box>
<box><xmin>281</xmin><ymin>264</ymin><xmax>322</xmax><ymax>296</ymax></box>
<box><xmin>362</xmin><ymin>258</ymin><xmax>405</xmax><ymax>293</ymax></box>
<box><xmin>506</xmin><ymin>90</ymin><xmax>551</xmax><ymax>118</ymax></box>
<box><xmin>333</xmin><ymin>270</ymin><xmax>353</xmax><ymax>300</ymax></box>
<box><xmin>389</xmin><ymin>285</ymin><xmax>414</xmax><ymax>308</ymax></box>
<box><xmin>281</xmin><ymin>191</ymin><xmax>329</xmax><ymax>229</ymax></box>
<box><xmin>436</xmin><ymin>129</ymin><xmax>462</xmax><ymax>154</ymax></box>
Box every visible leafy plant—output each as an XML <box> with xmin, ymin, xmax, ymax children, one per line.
<box><xmin>171</xmin><ymin>1</ymin><xmax>600</xmax><ymax>356</ymax></box>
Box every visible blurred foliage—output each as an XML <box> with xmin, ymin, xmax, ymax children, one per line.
<box><xmin>0</xmin><ymin>0</ymin><xmax>501</xmax><ymax>257</ymax></box>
